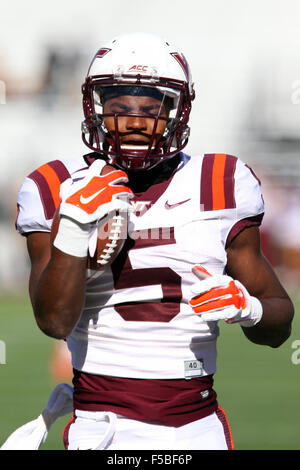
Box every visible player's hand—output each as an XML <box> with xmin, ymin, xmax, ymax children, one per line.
<box><xmin>53</xmin><ymin>160</ymin><xmax>133</xmax><ymax>257</ymax></box>
<box><xmin>59</xmin><ymin>159</ymin><xmax>133</xmax><ymax>225</ymax></box>
<box><xmin>189</xmin><ymin>265</ymin><xmax>263</xmax><ymax>327</ymax></box>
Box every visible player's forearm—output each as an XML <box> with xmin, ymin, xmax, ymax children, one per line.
<box><xmin>241</xmin><ymin>296</ymin><xmax>294</xmax><ymax>348</ymax></box>
<box><xmin>31</xmin><ymin>247</ymin><xmax>87</xmax><ymax>339</ymax></box>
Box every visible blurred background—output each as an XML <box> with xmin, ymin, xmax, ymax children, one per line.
<box><xmin>0</xmin><ymin>0</ymin><xmax>300</xmax><ymax>450</ymax></box>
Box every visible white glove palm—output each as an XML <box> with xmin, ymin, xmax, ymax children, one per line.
<box><xmin>189</xmin><ymin>265</ymin><xmax>263</xmax><ymax>327</ymax></box>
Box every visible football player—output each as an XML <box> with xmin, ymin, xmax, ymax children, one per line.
<box><xmin>10</xmin><ymin>32</ymin><xmax>294</xmax><ymax>450</ymax></box>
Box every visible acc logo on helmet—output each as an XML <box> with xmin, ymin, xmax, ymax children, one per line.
<box><xmin>128</xmin><ymin>65</ymin><xmax>148</xmax><ymax>73</ymax></box>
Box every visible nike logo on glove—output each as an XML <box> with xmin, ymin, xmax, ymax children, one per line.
<box><xmin>165</xmin><ymin>198</ymin><xmax>191</xmax><ymax>209</ymax></box>
<box><xmin>79</xmin><ymin>187</ymin><xmax>105</xmax><ymax>204</ymax></box>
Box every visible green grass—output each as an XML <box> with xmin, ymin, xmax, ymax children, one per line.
<box><xmin>0</xmin><ymin>291</ymin><xmax>299</xmax><ymax>450</ymax></box>
<box><xmin>215</xmin><ymin>302</ymin><xmax>300</xmax><ymax>450</ymax></box>
<box><xmin>0</xmin><ymin>292</ymin><xmax>72</xmax><ymax>450</ymax></box>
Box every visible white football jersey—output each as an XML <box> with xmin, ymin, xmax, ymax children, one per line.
<box><xmin>16</xmin><ymin>152</ymin><xmax>264</xmax><ymax>379</ymax></box>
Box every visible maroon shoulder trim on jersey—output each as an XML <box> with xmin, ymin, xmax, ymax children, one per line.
<box><xmin>28</xmin><ymin>170</ymin><xmax>55</xmax><ymax>220</ymax></box>
<box><xmin>200</xmin><ymin>154</ymin><xmax>214</xmax><ymax>211</ymax></box>
<box><xmin>226</xmin><ymin>214</ymin><xmax>264</xmax><ymax>248</ymax></box>
<box><xmin>47</xmin><ymin>160</ymin><xmax>71</xmax><ymax>179</ymax></box>
<box><xmin>245</xmin><ymin>163</ymin><xmax>261</xmax><ymax>186</ymax></box>
<box><xmin>72</xmin><ymin>370</ymin><xmax>218</xmax><ymax>427</ymax></box>
<box><xmin>200</xmin><ymin>154</ymin><xmax>237</xmax><ymax>211</ymax></box>
<box><xmin>15</xmin><ymin>203</ymin><xmax>20</xmax><ymax>230</ymax></box>
<box><xmin>224</xmin><ymin>154</ymin><xmax>237</xmax><ymax>209</ymax></box>
<box><xmin>28</xmin><ymin>160</ymin><xmax>70</xmax><ymax>220</ymax></box>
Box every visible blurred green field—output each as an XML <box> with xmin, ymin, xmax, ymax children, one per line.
<box><xmin>0</xmin><ymin>290</ymin><xmax>299</xmax><ymax>450</ymax></box>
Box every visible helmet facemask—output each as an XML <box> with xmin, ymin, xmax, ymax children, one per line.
<box><xmin>82</xmin><ymin>76</ymin><xmax>192</xmax><ymax>171</ymax></box>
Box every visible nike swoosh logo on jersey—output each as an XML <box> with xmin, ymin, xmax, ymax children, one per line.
<box><xmin>165</xmin><ymin>198</ymin><xmax>191</xmax><ymax>209</ymax></box>
<box><xmin>79</xmin><ymin>187</ymin><xmax>105</xmax><ymax>204</ymax></box>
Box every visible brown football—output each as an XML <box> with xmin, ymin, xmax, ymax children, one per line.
<box><xmin>50</xmin><ymin>164</ymin><xmax>128</xmax><ymax>271</ymax></box>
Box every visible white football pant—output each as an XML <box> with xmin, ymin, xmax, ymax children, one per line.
<box><xmin>64</xmin><ymin>408</ymin><xmax>234</xmax><ymax>450</ymax></box>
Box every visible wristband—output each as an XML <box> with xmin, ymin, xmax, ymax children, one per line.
<box><xmin>53</xmin><ymin>216</ymin><xmax>92</xmax><ymax>257</ymax></box>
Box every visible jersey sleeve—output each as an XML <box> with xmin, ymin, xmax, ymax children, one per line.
<box><xmin>15</xmin><ymin>159</ymin><xmax>72</xmax><ymax>236</ymax></box>
<box><xmin>225</xmin><ymin>158</ymin><xmax>265</xmax><ymax>247</ymax></box>
<box><xmin>16</xmin><ymin>177</ymin><xmax>52</xmax><ymax>235</ymax></box>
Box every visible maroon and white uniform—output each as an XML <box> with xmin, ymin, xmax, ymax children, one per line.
<box><xmin>16</xmin><ymin>152</ymin><xmax>264</xmax><ymax>449</ymax></box>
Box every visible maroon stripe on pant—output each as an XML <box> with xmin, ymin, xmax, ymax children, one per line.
<box><xmin>63</xmin><ymin>413</ymin><xmax>76</xmax><ymax>450</ymax></box>
<box><xmin>216</xmin><ymin>406</ymin><xmax>234</xmax><ymax>450</ymax></box>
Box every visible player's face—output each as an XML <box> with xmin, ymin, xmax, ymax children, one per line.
<box><xmin>103</xmin><ymin>95</ymin><xmax>168</xmax><ymax>150</ymax></box>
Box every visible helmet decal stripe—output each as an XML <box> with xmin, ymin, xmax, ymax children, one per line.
<box><xmin>87</xmin><ymin>48</ymin><xmax>112</xmax><ymax>75</ymax></box>
<box><xmin>96</xmin><ymin>48</ymin><xmax>112</xmax><ymax>58</ymax></box>
<box><xmin>171</xmin><ymin>52</ymin><xmax>190</xmax><ymax>81</ymax></box>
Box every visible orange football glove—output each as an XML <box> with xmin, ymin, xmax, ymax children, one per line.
<box><xmin>59</xmin><ymin>160</ymin><xmax>133</xmax><ymax>224</ymax></box>
<box><xmin>189</xmin><ymin>265</ymin><xmax>263</xmax><ymax>326</ymax></box>
<box><xmin>53</xmin><ymin>160</ymin><xmax>133</xmax><ymax>257</ymax></box>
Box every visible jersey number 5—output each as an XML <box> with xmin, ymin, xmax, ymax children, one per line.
<box><xmin>111</xmin><ymin>230</ymin><xmax>182</xmax><ymax>322</ymax></box>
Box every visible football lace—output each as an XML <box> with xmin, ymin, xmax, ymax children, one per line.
<box><xmin>97</xmin><ymin>215</ymin><xmax>125</xmax><ymax>265</ymax></box>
